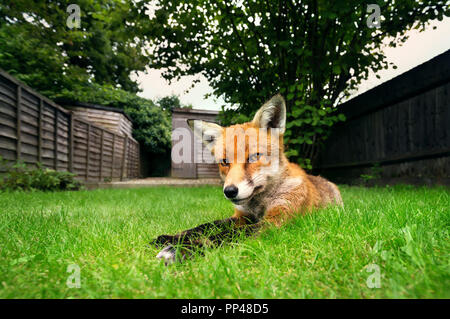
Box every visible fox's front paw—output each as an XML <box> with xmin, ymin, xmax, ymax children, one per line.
<box><xmin>156</xmin><ymin>245</ymin><xmax>177</xmax><ymax>265</ymax></box>
<box><xmin>150</xmin><ymin>234</ymin><xmax>175</xmax><ymax>247</ymax></box>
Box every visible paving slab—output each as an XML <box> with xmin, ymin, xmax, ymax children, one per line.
<box><xmin>85</xmin><ymin>177</ymin><xmax>222</xmax><ymax>189</ymax></box>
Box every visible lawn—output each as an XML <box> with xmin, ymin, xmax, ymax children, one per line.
<box><xmin>0</xmin><ymin>185</ymin><xmax>448</xmax><ymax>298</ymax></box>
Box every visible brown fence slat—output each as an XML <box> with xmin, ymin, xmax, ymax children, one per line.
<box><xmin>68</xmin><ymin>113</ymin><xmax>73</xmax><ymax>172</ymax></box>
<box><xmin>86</xmin><ymin>123</ymin><xmax>90</xmax><ymax>180</ymax></box>
<box><xmin>16</xmin><ymin>85</ymin><xmax>22</xmax><ymax>161</ymax></box>
<box><xmin>120</xmin><ymin>136</ymin><xmax>128</xmax><ymax>181</ymax></box>
<box><xmin>99</xmin><ymin>129</ymin><xmax>104</xmax><ymax>181</ymax></box>
<box><xmin>38</xmin><ymin>98</ymin><xmax>43</xmax><ymax>163</ymax></box>
<box><xmin>111</xmin><ymin>133</ymin><xmax>116</xmax><ymax>179</ymax></box>
<box><xmin>54</xmin><ymin>109</ymin><xmax>58</xmax><ymax>169</ymax></box>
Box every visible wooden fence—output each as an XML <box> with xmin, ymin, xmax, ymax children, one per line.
<box><xmin>316</xmin><ymin>50</ymin><xmax>450</xmax><ymax>185</ymax></box>
<box><xmin>0</xmin><ymin>69</ymin><xmax>139</xmax><ymax>182</ymax></box>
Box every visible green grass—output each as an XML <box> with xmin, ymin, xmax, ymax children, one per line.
<box><xmin>0</xmin><ymin>185</ymin><xmax>448</xmax><ymax>298</ymax></box>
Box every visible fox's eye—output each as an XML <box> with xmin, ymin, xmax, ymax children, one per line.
<box><xmin>248</xmin><ymin>153</ymin><xmax>263</xmax><ymax>163</ymax></box>
<box><xmin>220</xmin><ymin>158</ymin><xmax>230</xmax><ymax>167</ymax></box>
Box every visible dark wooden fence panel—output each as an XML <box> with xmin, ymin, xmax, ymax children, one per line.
<box><xmin>0</xmin><ymin>70</ymin><xmax>140</xmax><ymax>181</ymax></box>
<box><xmin>316</xmin><ymin>50</ymin><xmax>450</xmax><ymax>184</ymax></box>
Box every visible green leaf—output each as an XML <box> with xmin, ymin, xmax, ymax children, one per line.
<box><xmin>333</xmin><ymin>65</ymin><xmax>341</xmax><ymax>75</ymax></box>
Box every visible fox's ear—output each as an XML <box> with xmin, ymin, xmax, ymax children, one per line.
<box><xmin>187</xmin><ymin>119</ymin><xmax>223</xmax><ymax>149</ymax></box>
<box><xmin>252</xmin><ymin>94</ymin><xmax>286</xmax><ymax>134</ymax></box>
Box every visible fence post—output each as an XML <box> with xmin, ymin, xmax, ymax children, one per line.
<box><xmin>120</xmin><ymin>136</ymin><xmax>128</xmax><ymax>181</ymax></box>
<box><xmin>68</xmin><ymin>113</ymin><xmax>74</xmax><ymax>172</ymax></box>
<box><xmin>86</xmin><ymin>123</ymin><xmax>90</xmax><ymax>181</ymax></box>
<box><xmin>99</xmin><ymin>129</ymin><xmax>104</xmax><ymax>181</ymax></box>
<box><xmin>16</xmin><ymin>86</ymin><xmax>22</xmax><ymax>161</ymax></box>
<box><xmin>38</xmin><ymin>98</ymin><xmax>43</xmax><ymax>163</ymax></box>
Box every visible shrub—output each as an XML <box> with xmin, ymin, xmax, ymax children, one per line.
<box><xmin>0</xmin><ymin>158</ymin><xmax>82</xmax><ymax>192</ymax></box>
<box><xmin>360</xmin><ymin>163</ymin><xmax>383</xmax><ymax>186</ymax></box>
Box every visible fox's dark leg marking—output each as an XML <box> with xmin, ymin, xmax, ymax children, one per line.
<box><xmin>204</xmin><ymin>220</ymin><xmax>263</xmax><ymax>246</ymax></box>
<box><xmin>151</xmin><ymin>215</ymin><xmax>260</xmax><ymax>246</ymax></box>
<box><xmin>175</xmin><ymin>219</ymin><xmax>262</xmax><ymax>249</ymax></box>
<box><xmin>153</xmin><ymin>216</ymin><xmax>261</xmax><ymax>264</ymax></box>
<box><xmin>150</xmin><ymin>217</ymin><xmax>239</xmax><ymax>247</ymax></box>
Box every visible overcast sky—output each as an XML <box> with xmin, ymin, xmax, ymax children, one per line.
<box><xmin>132</xmin><ymin>17</ymin><xmax>450</xmax><ymax>111</ymax></box>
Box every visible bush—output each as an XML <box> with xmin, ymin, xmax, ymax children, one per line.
<box><xmin>0</xmin><ymin>158</ymin><xmax>82</xmax><ymax>192</ymax></box>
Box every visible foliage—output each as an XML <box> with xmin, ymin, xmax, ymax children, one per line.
<box><xmin>124</xmin><ymin>103</ymin><xmax>171</xmax><ymax>155</ymax></box>
<box><xmin>158</xmin><ymin>94</ymin><xmax>193</xmax><ymax>112</ymax></box>
<box><xmin>360</xmin><ymin>163</ymin><xmax>383</xmax><ymax>185</ymax></box>
<box><xmin>55</xmin><ymin>83</ymin><xmax>172</xmax><ymax>155</ymax></box>
<box><xmin>0</xmin><ymin>0</ymin><xmax>152</xmax><ymax>95</ymax></box>
<box><xmin>0</xmin><ymin>158</ymin><xmax>82</xmax><ymax>191</ymax></box>
<box><xmin>149</xmin><ymin>0</ymin><xmax>448</xmax><ymax>167</ymax></box>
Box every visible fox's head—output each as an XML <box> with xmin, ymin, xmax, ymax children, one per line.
<box><xmin>188</xmin><ymin>95</ymin><xmax>288</xmax><ymax>205</ymax></box>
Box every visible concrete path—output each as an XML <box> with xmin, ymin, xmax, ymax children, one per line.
<box><xmin>86</xmin><ymin>177</ymin><xmax>222</xmax><ymax>189</ymax></box>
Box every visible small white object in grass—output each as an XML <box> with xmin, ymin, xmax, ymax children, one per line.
<box><xmin>156</xmin><ymin>245</ymin><xmax>177</xmax><ymax>265</ymax></box>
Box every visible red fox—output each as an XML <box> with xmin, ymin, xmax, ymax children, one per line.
<box><xmin>152</xmin><ymin>94</ymin><xmax>342</xmax><ymax>264</ymax></box>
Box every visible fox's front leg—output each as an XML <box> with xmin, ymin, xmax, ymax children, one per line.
<box><xmin>150</xmin><ymin>217</ymin><xmax>238</xmax><ymax>247</ymax></box>
<box><xmin>155</xmin><ymin>222</ymin><xmax>263</xmax><ymax>265</ymax></box>
<box><xmin>153</xmin><ymin>214</ymin><xmax>261</xmax><ymax>265</ymax></box>
<box><xmin>152</xmin><ymin>217</ymin><xmax>237</xmax><ymax>265</ymax></box>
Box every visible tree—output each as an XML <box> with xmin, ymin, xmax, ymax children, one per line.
<box><xmin>157</xmin><ymin>94</ymin><xmax>193</xmax><ymax>111</ymax></box>
<box><xmin>0</xmin><ymin>0</ymin><xmax>152</xmax><ymax>96</ymax></box>
<box><xmin>148</xmin><ymin>0</ymin><xmax>448</xmax><ymax>168</ymax></box>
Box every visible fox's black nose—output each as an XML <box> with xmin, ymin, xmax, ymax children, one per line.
<box><xmin>224</xmin><ymin>185</ymin><xmax>239</xmax><ymax>199</ymax></box>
